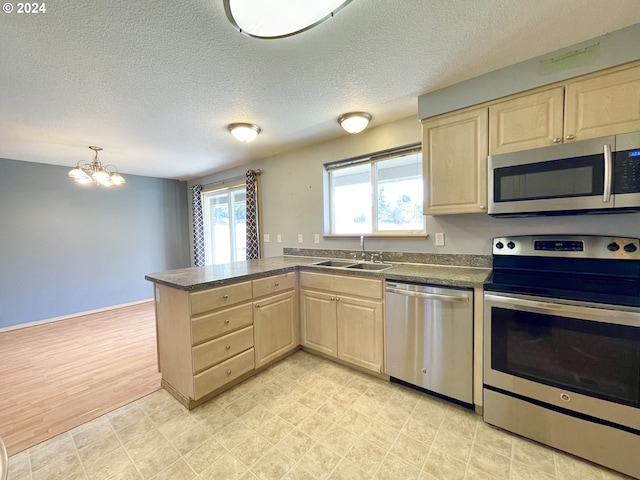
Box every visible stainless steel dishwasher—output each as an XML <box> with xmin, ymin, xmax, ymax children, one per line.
<box><xmin>385</xmin><ymin>281</ymin><xmax>473</xmax><ymax>404</ymax></box>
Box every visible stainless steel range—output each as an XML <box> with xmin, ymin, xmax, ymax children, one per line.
<box><xmin>483</xmin><ymin>235</ymin><xmax>640</xmax><ymax>479</ymax></box>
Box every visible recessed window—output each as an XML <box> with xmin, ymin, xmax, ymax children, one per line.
<box><xmin>325</xmin><ymin>145</ymin><xmax>424</xmax><ymax>236</ymax></box>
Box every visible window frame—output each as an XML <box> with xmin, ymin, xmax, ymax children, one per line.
<box><xmin>323</xmin><ymin>143</ymin><xmax>426</xmax><ymax>238</ymax></box>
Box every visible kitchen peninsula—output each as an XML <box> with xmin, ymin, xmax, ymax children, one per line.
<box><xmin>145</xmin><ymin>251</ymin><xmax>491</xmax><ymax>409</ymax></box>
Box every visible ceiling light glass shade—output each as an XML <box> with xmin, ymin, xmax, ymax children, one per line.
<box><xmin>68</xmin><ymin>146</ymin><xmax>125</xmax><ymax>186</ymax></box>
<box><xmin>228</xmin><ymin>123</ymin><xmax>261</xmax><ymax>142</ymax></box>
<box><xmin>224</xmin><ymin>0</ymin><xmax>352</xmax><ymax>39</ymax></box>
<box><xmin>338</xmin><ymin>112</ymin><xmax>372</xmax><ymax>134</ymax></box>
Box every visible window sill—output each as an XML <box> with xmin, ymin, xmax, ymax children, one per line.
<box><xmin>323</xmin><ymin>233</ymin><xmax>429</xmax><ymax>240</ymax></box>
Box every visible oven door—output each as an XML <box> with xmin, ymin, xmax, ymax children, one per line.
<box><xmin>483</xmin><ymin>292</ymin><xmax>640</xmax><ymax>430</ymax></box>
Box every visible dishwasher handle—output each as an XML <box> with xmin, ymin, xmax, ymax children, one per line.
<box><xmin>385</xmin><ymin>286</ymin><xmax>469</xmax><ymax>303</ymax></box>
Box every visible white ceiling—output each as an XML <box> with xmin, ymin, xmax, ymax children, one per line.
<box><xmin>1</xmin><ymin>1</ymin><xmax>639</xmax><ymax>180</ymax></box>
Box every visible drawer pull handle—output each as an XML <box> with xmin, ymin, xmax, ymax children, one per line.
<box><xmin>223</xmin><ymin>319</ymin><xmax>230</xmax><ymax>324</ymax></box>
<box><xmin>225</xmin><ymin>345</ymin><xmax>231</xmax><ymax>350</ymax></box>
<box><xmin>223</xmin><ymin>294</ymin><xmax>229</xmax><ymax>299</ymax></box>
<box><xmin>226</xmin><ymin>369</ymin><xmax>232</xmax><ymax>375</ymax></box>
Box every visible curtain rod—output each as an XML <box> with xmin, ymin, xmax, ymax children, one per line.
<box><xmin>201</xmin><ymin>169</ymin><xmax>261</xmax><ymax>189</ymax></box>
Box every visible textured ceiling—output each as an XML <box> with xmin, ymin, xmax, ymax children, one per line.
<box><xmin>1</xmin><ymin>1</ymin><xmax>639</xmax><ymax>180</ymax></box>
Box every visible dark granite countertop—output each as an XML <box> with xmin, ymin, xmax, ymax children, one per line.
<box><xmin>145</xmin><ymin>255</ymin><xmax>491</xmax><ymax>291</ymax></box>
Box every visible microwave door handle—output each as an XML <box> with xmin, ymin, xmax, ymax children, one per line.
<box><xmin>603</xmin><ymin>143</ymin><xmax>613</xmax><ymax>203</ymax></box>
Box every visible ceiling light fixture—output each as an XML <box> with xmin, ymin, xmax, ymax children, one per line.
<box><xmin>68</xmin><ymin>146</ymin><xmax>125</xmax><ymax>187</ymax></box>
<box><xmin>228</xmin><ymin>123</ymin><xmax>261</xmax><ymax>143</ymax></box>
<box><xmin>338</xmin><ymin>112</ymin><xmax>372</xmax><ymax>134</ymax></box>
<box><xmin>223</xmin><ymin>0</ymin><xmax>352</xmax><ymax>39</ymax></box>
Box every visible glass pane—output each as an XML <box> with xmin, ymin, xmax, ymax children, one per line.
<box><xmin>232</xmin><ymin>189</ymin><xmax>247</xmax><ymax>262</ymax></box>
<box><xmin>210</xmin><ymin>193</ymin><xmax>231</xmax><ymax>264</ymax></box>
<box><xmin>375</xmin><ymin>153</ymin><xmax>423</xmax><ymax>231</ymax></box>
<box><xmin>330</xmin><ymin>163</ymin><xmax>372</xmax><ymax>234</ymax></box>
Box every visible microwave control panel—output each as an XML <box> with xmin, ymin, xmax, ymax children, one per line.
<box><xmin>615</xmin><ymin>149</ymin><xmax>640</xmax><ymax>194</ymax></box>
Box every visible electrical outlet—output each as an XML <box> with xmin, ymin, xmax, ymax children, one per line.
<box><xmin>435</xmin><ymin>232</ymin><xmax>445</xmax><ymax>246</ymax></box>
<box><xmin>277</xmin><ymin>234</ymin><xmax>282</xmax><ymax>243</ymax></box>
<box><xmin>314</xmin><ymin>233</ymin><xmax>320</xmax><ymax>244</ymax></box>
<box><xmin>297</xmin><ymin>234</ymin><xmax>303</xmax><ymax>243</ymax></box>
<box><xmin>263</xmin><ymin>233</ymin><xmax>270</xmax><ymax>243</ymax></box>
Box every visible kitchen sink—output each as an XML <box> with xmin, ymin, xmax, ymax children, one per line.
<box><xmin>345</xmin><ymin>262</ymin><xmax>393</xmax><ymax>271</ymax></box>
<box><xmin>312</xmin><ymin>260</ymin><xmax>357</xmax><ymax>267</ymax></box>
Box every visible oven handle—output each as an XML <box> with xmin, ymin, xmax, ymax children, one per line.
<box><xmin>484</xmin><ymin>293</ymin><xmax>640</xmax><ymax>327</ymax></box>
<box><xmin>386</xmin><ymin>287</ymin><xmax>469</xmax><ymax>303</ymax></box>
<box><xmin>603</xmin><ymin>143</ymin><xmax>613</xmax><ymax>203</ymax></box>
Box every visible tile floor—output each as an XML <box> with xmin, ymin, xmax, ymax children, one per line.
<box><xmin>6</xmin><ymin>350</ymin><xmax>633</xmax><ymax>480</ymax></box>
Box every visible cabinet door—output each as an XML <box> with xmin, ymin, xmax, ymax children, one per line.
<box><xmin>564</xmin><ymin>64</ymin><xmax>640</xmax><ymax>141</ymax></box>
<box><xmin>300</xmin><ymin>289</ymin><xmax>337</xmax><ymax>357</ymax></box>
<box><xmin>253</xmin><ymin>291</ymin><xmax>298</xmax><ymax>368</ymax></box>
<box><xmin>423</xmin><ymin>107</ymin><xmax>489</xmax><ymax>214</ymax></box>
<box><xmin>336</xmin><ymin>295</ymin><xmax>383</xmax><ymax>373</ymax></box>
<box><xmin>489</xmin><ymin>87</ymin><xmax>564</xmax><ymax>154</ymax></box>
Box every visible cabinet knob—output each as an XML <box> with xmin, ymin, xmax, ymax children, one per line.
<box><xmin>223</xmin><ymin>294</ymin><xmax>229</xmax><ymax>299</ymax></box>
<box><xmin>224</xmin><ymin>319</ymin><xmax>230</xmax><ymax>324</ymax></box>
<box><xmin>552</xmin><ymin>137</ymin><xmax>562</xmax><ymax>143</ymax></box>
<box><xmin>225</xmin><ymin>345</ymin><xmax>231</xmax><ymax>350</ymax></box>
<box><xmin>565</xmin><ymin>134</ymin><xmax>575</xmax><ymax>141</ymax></box>
<box><xmin>422</xmin><ymin>368</ymin><xmax>427</xmax><ymax>374</ymax></box>
<box><xmin>255</xmin><ymin>304</ymin><xmax>260</xmax><ymax>308</ymax></box>
<box><xmin>330</xmin><ymin>296</ymin><xmax>335</xmax><ymax>301</ymax></box>
<box><xmin>275</xmin><ymin>282</ymin><xmax>280</xmax><ymax>287</ymax></box>
<box><xmin>479</xmin><ymin>205</ymin><xmax>486</xmax><ymax>210</ymax></box>
<box><xmin>336</xmin><ymin>297</ymin><xmax>340</xmax><ymax>302</ymax></box>
<box><xmin>226</xmin><ymin>369</ymin><xmax>232</xmax><ymax>375</ymax></box>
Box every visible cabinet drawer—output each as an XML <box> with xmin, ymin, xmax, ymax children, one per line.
<box><xmin>191</xmin><ymin>303</ymin><xmax>253</xmax><ymax>345</ymax></box>
<box><xmin>193</xmin><ymin>348</ymin><xmax>255</xmax><ymax>400</ymax></box>
<box><xmin>252</xmin><ymin>272</ymin><xmax>296</xmax><ymax>298</ymax></box>
<box><xmin>192</xmin><ymin>325</ymin><xmax>254</xmax><ymax>373</ymax></box>
<box><xmin>189</xmin><ymin>281</ymin><xmax>252</xmax><ymax>316</ymax></box>
<box><xmin>299</xmin><ymin>272</ymin><xmax>383</xmax><ymax>300</ymax></box>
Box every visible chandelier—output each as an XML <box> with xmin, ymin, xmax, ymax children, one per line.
<box><xmin>68</xmin><ymin>146</ymin><xmax>126</xmax><ymax>186</ymax></box>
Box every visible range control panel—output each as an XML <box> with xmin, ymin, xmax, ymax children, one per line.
<box><xmin>493</xmin><ymin>235</ymin><xmax>640</xmax><ymax>260</ymax></box>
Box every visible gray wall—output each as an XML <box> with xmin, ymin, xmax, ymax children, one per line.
<box><xmin>188</xmin><ymin>115</ymin><xmax>640</xmax><ymax>261</ymax></box>
<box><xmin>0</xmin><ymin>158</ymin><xmax>190</xmax><ymax>328</ymax></box>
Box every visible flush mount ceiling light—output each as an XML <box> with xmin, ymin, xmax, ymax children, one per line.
<box><xmin>228</xmin><ymin>123</ymin><xmax>261</xmax><ymax>142</ymax></box>
<box><xmin>338</xmin><ymin>112</ymin><xmax>372</xmax><ymax>134</ymax></box>
<box><xmin>68</xmin><ymin>146</ymin><xmax>125</xmax><ymax>187</ymax></box>
<box><xmin>223</xmin><ymin>0</ymin><xmax>352</xmax><ymax>39</ymax></box>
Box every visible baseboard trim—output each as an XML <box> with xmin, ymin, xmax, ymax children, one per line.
<box><xmin>0</xmin><ymin>298</ymin><xmax>154</xmax><ymax>333</ymax></box>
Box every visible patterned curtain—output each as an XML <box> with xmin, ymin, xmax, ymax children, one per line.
<box><xmin>245</xmin><ymin>170</ymin><xmax>261</xmax><ymax>260</ymax></box>
<box><xmin>191</xmin><ymin>184</ymin><xmax>206</xmax><ymax>266</ymax></box>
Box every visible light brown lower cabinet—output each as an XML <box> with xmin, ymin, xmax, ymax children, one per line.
<box><xmin>253</xmin><ymin>290</ymin><xmax>298</xmax><ymax>368</ymax></box>
<box><xmin>336</xmin><ymin>295</ymin><xmax>383</xmax><ymax>373</ymax></box>
<box><xmin>299</xmin><ymin>272</ymin><xmax>384</xmax><ymax>374</ymax></box>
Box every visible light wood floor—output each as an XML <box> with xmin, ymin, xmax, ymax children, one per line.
<box><xmin>0</xmin><ymin>301</ymin><xmax>161</xmax><ymax>456</ymax></box>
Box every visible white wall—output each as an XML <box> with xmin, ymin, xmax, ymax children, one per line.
<box><xmin>188</xmin><ymin>115</ymin><xmax>640</xmax><ymax>261</ymax></box>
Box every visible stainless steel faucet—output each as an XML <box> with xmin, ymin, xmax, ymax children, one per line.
<box><xmin>360</xmin><ymin>235</ymin><xmax>366</xmax><ymax>261</ymax></box>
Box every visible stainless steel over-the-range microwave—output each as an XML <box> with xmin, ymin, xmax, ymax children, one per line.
<box><xmin>488</xmin><ymin>131</ymin><xmax>640</xmax><ymax>216</ymax></box>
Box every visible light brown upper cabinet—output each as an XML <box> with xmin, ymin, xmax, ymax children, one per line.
<box><xmin>422</xmin><ymin>106</ymin><xmax>489</xmax><ymax>215</ymax></box>
<box><xmin>489</xmin><ymin>87</ymin><xmax>564</xmax><ymax>155</ymax></box>
<box><xmin>489</xmin><ymin>63</ymin><xmax>640</xmax><ymax>155</ymax></box>
<box><xmin>564</xmin><ymin>64</ymin><xmax>640</xmax><ymax>142</ymax></box>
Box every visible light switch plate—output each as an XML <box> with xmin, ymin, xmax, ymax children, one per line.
<box><xmin>297</xmin><ymin>234</ymin><xmax>303</xmax><ymax>243</ymax></box>
<box><xmin>277</xmin><ymin>234</ymin><xmax>282</xmax><ymax>243</ymax></box>
<box><xmin>263</xmin><ymin>233</ymin><xmax>270</xmax><ymax>243</ymax></box>
<box><xmin>314</xmin><ymin>234</ymin><xmax>320</xmax><ymax>244</ymax></box>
